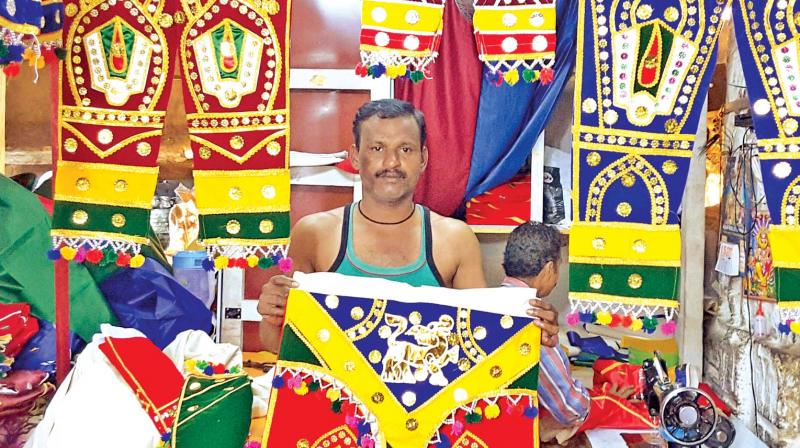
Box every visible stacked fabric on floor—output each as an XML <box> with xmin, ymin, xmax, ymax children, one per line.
<box><xmin>27</xmin><ymin>326</ymin><xmax>255</xmax><ymax>448</ymax></box>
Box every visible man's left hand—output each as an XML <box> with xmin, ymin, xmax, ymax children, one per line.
<box><xmin>527</xmin><ymin>299</ymin><xmax>560</xmax><ymax>347</ymax></box>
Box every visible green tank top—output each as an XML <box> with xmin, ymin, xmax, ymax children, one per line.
<box><xmin>328</xmin><ymin>203</ymin><xmax>445</xmax><ymax>287</ymax></box>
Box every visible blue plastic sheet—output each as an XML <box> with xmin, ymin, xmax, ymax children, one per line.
<box><xmin>99</xmin><ymin>259</ymin><xmax>213</xmax><ymax>349</ymax></box>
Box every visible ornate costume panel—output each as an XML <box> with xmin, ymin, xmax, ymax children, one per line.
<box><xmin>355</xmin><ymin>0</ymin><xmax>446</xmax><ymax>82</ymax></box>
<box><xmin>472</xmin><ymin>0</ymin><xmax>556</xmax><ymax>86</ymax></box>
<box><xmin>50</xmin><ymin>0</ymin><xmax>291</xmax><ymax>271</ymax></box>
<box><xmin>732</xmin><ymin>0</ymin><xmax>800</xmax><ymax>333</ymax></box>
<box><xmin>568</xmin><ymin>0</ymin><xmax>730</xmax><ymax>332</ymax></box>
<box><xmin>264</xmin><ymin>273</ymin><xmax>541</xmax><ymax>448</ymax></box>
<box><xmin>179</xmin><ymin>0</ymin><xmax>291</xmax><ymax>268</ymax></box>
<box><xmin>51</xmin><ymin>0</ymin><xmax>182</xmax><ymax>267</ymax></box>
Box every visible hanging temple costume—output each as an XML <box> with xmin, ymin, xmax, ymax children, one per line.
<box><xmin>567</xmin><ymin>0</ymin><xmax>731</xmax><ymax>333</ymax></box>
<box><xmin>49</xmin><ymin>0</ymin><xmax>292</xmax><ymax>271</ymax></box>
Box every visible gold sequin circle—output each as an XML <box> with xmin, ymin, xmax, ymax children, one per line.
<box><xmin>259</xmin><ymin>219</ymin><xmax>274</xmax><ymax>234</ymax></box>
<box><xmin>64</xmin><ymin>138</ymin><xmax>78</xmax><ymax>153</ymax></box>
<box><xmin>616</xmin><ymin>202</ymin><xmax>632</xmax><ymax>217</ymax></box>
<box><xmin>489</xmin><ymin>365</ymin><xmax>502</xmax><ymax>378</ymax></box>
<box><xmin>662</xmin><ymin>160</ymin><xmax>678</xmax><ymax>175</ymax></box>
<box><xmin>368</xmin><ymin>350</ymin><xmax>382</xmax><ymax>363</ymax></box>
<box><xmin>621</xmin><ymin>173</ymin><xmax>636</xmax><ymax>187</ymax></box>
<box><xmin>586</xmin><ymin>151</ymin><xmax>601</xmax><ymax>167</ymax></box>
<box><xmin>230</xmin><ymin>135</ymin><xmax>245</xmax><ymax>150</ymax></box>
<box><xmin>226</xmin><ymin>219</ymin><xmax>241</xmax><ymax>235</ymax></box>
<box><xmin>589</xmin><ymin>273</ymin><xmax>603</xmax><ymax>290</ymax></box>
<box><xmin>371</xmin><ymin>392</ymin><xmax>384</xmax><ymax>403</ymax></box>
<box><xmin>114</xmin><ymin>179</ymin><xmax>128</xmax><ymax>192</ymax></box>
<box><xmin>111</xmin><ymin>213</ymin><xmax>126</xmax><ymax>228</ymax></box>
<box><xmin>628</xmin><ymin>273</ymin><xmax>643</xmax><ymax>289</ymax></box>
<box><xmin>72</xmin><ymin>210</ymin><xmax>89</xmax><ymax>225</ymax></box>
<box><xmin>198</xmin><ymin>146</ymin><xmax>212</xmax><ymax>159</ymax></box>
<box><xmin>75</xmin><ymin>177</ymin><xmax>90</xmax><ymax>191</ymax></box>
<box><xmin>267</xmin><ymin>141</ymin><xmax>282</xmax><ymax>156</ymax></box>
<box><xmin>406</xmin><ymin>418</ymin><xmax>418</xmax><ymax>431</ymax></box>
<box><xmin>136</xmin><ymin>142</ymin><xmax>152</xmax><ymax>156</ymax></box>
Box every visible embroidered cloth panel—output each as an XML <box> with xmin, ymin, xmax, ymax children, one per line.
<box><xmin>263</xmin><ymin>272</ymin><xmax>542</xmax><ymax>448</ymax></box>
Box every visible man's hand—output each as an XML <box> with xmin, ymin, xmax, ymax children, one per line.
<box><xmin>527</xmin><ymin>299</ymin><xmax>560</xmax><ymax>347</ymax></box>
<box><xmin>258</xmin><ymin>275</ymin><xmax>298</xmax><ymax>325</ymax></box>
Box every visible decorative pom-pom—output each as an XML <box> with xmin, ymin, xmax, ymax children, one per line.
<box><xmin>359</xmin><ymin>435</ymin><xmax>375</xmax><ymax>448</ymax></box>
<box><xmin>244</xmin><ymin>441</ymin><xmax>261</xmax><ymax>448</ymax></box>
<box><xmin>246</xmin><ymin>255</ymin><xmax>259</xmax><ymax>268</ymax></box>
<box><xmin>3</xmin><ymin>62</ymin><xmax>20</xmax><ymax>77</ymax></box>
<box><xmin>59</xmin><ymin>246</ymin><xmax>77</xmax><ymax>261</ymax></box>
<box><xmin>294</xmin><ymin>381</ymin><xmax>309</xmax><ymax>396</ymax></box>
<box><xmin>278</xmin><ymin>256</ymin><xmax>293</xmax><ymax>273</ymax></box>
<box><xmin>791</xmin><ymin>321</ymin><xmax>800</xmax><ymax>335</ymax></box>
<box><xmin>161</xmin><ymin>431</ymin><xmax>172</xmax><ymax>442</ymax></box>
<box><xmin>523</xmin><ymin>406</ymin><xmax>539</xmax><ymax>419</ymax></box>
<box><xmin>54</xmin><ymin>47</ymin><xmax>67</xmax><ymax>60</ymax></box>
<box><xmin>409</xmin><ymin>70</ymin><xmax>424</xmax><ymax>83</ymax></box>
<box><xmin>271</xmin><ymin>375</ymin><xmax>284</xmax><ymax>388</ymax></box>
<box><xmin>450</xmin><ymin>419</ymin><xmax>464</xmax><ymax>437</ymax></box>
<box><xmin>436</xmin><ymin>433</ymin><xmax>451</xmax><ymax>448</ymax></box>
<box><xmin>214</xmin><ymin>256</ymin><xmax>229</xmax><ymax>270</ymax></box>
<box><xmin>130</xmin><ymin>254</ymin><xmax>145</xmax><ymax>268</ymax></box>
<box><xmin>355</xmin><ymin>63</ymin><xmax>368</xmax><ymax>77</ymax></box>
<box><xmin>47</xmin><ymin>249</ymin><xmax>62</xmax><ymax>260</ymax></box>
<box><xmin>465</xmin><ymin>410</ymin><xmax>482</xmax><ymax>424</ymax></box>
<box><xmin>566</xmin><ymin>312</ymin><xmax>580</xmax><ymax>326</ymax></box>
<box><xmin>610</xmin><ymin>313</ymin><xmax>622</xmax><ymax>328</ymax></box>
<box><xmin>286</xmin><ymin>375</ymin><xmax>301</xmax><ymax>389</ymax></box>
<box><xmin>357</xmin><ymin>421</ymin><xmax>371</xmax><ymax>438</ymax></box>
<box><xmin>661</xmin><ymin>320</ymin><xmax>677</xmax><ymax>336</ymax></box>
<box><xmin>630</xmin><ymin>318</ymin><xmax>644</xmax><ymax>332</ymax></box>
<box><xmin>539</xmin><ymin>67</ymin><xmax>555</xmax><ymax>85</ymax></box>
<box><xmin>622</xmin><ymin>315</ymin><xmax>633</xmax><ymax>328</ymax></box>
<box><xmin>202</xmin><ymin>258</ymin><xmax>215</xmax><ymax>271</ymax></box>
<box><xmin>522</xmin><ymin>68</ymin><xmax>536</xmax><ymax>83</ymax></box>
<box><xmin>370</xmin><ymin>63</ymin><xmax>386</xmax><ymax>78</ymax></box>
<box><xmin>331</xmin><ymin>399</ymin><xmax>342</xmax><ymax>413</ymax></box>
<box><xmin>308</xmin><ymin>380</ymin><xmax>320</xmax><ymax>392</ymax></box>
<box><xmin>116</xmin><ymin>252</ymin><xmax>131</xmax><ymax>267</ymax></box>
<box><xmin>503</xmin><ymin>69</ymin><xmax>520</xmax><ymax>86</ymax></box>
<box><xmin>484</xmin><ymin>403</ymin><xmax>501</xmax><ymax>419</ymax></box>
<box><xmin>596</xmin><ymin>311</ymin><xmax>613</xmax><ymax>326</ymax></box>
<box><xmin>203</xmin><ymin>365</ymin><xmax>214</xmax><ymax>375</ymax></box>
<box><xmin>86</xmin><ymin>249</ymin><xmax>104</xmax><ymax>264</ymax></box>
<box><xmin>74</xmin><ymin>247</ymin><xmax>87</xmax><ymax>263</ymax></box>
<box><xmin>325</xmin><ymin>388</ymin><xmax>341</xmax><ymax>402</ymax></box>
<box><xmin>345</xmin><ymin>414</ymin><xmax>359</xmax><ymax>429</ymax></box>
<box><xmin>579</xmin><ymin>312</ymin><xmax>594</xmax><ymax>323</ymax></box>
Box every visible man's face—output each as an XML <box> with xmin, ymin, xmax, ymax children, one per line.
<box><xmin>352</xmin><ymin>115</ymin><xmax>428</xmax><ymax>204</ymax></box>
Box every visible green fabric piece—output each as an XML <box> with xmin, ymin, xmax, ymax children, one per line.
<box><xmin>210</xmin><ymin>21</ymin><xmax>245</xmax><ymax>79</ymax></box>
<box><xmin>776</xmin><ymin>267</ymin><xmax>800</xmax><ymax>302</ymax></box>
<box><xmin>628</xmin><ymin>347</ymin><xmax>679</xmax><ymax>368</ymax></box>
<box><xmin>0</xmin><ymin>175</ymin><xmax>117</xmax><ymax>341</ymax></box>
<box><xmin>100</xmin><ymin>19</ymin><xmax>135</xmax><ymax>78</ymax></box>
<box><xmin>634</xmin><ymin>23</ymin><xmax>675</xmax><ymax>97</ymax></box>
<box><xmin>199</xmin><ymin>211</ymin><xmax>290</xmax><ymax>241</ymax></box>
<box><xmin>508</xmin><ymin>364</ymin><xmax>539</xmax><ymax>391</ymax></box>
<box><xmin>173</xmin><ymin>374</ymin><xmax>252</xmax><ymax>448</ymax></box>
<box><xmin>278</xmin><ymin>324</ymin><xmax>323</xmax><ymax>367</ymax></box>
<box><xmin>569</xmin><ymin>263</ymin><xmax>680</xmax><ymax>300</ymax></box>
<box><xmin>53</xmin><ymin>201</ymin><xmax>151</xmax><ymax>237</ymax></box>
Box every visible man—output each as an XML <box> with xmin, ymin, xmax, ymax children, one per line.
<box><xmin>501</xmin><ymin>221</ymin><xmax>591</xmax><ymax>428</ymax></box>
<box><xmin>258</xmin><ymin>99</ymin><xmax>560</xmax><ymax>352</ymax></box>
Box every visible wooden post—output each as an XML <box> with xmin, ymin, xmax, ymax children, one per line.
<box><xmin>679</xmin><ymin>100</ymin><xmax>708</xmax><ymax>374</ymax></box>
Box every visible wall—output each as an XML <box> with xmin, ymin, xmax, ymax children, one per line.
<box><xmin>703</xmin><ymin>45</ymin><xmax>800</xmax><ymax>447</ymax></box>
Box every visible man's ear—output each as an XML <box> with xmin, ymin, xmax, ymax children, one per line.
<box><xmin>350</xmin><ymin>143</ymin><xmax>360</xmax><ymax>170</ymax></box>
<box><xmin>421</xmin><ymin>145</ymin><xmax>429</xmax><ymax>171</ymax></box>
<box><xmin>543</xmin><ymin>260</ymin><xmax>557</xmax><ymax>277</ymax></box>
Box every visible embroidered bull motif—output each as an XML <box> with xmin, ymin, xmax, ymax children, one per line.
<box><xmin>380</xmin><ymin>313</ymin><xmax>459</xmax><ymax>386</ymax></box>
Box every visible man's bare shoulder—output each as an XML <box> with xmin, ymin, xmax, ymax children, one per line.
<box><xmin>293</xmin><ymin>207</ymin><xmax>345</xmax><ymax>236</ymax></box>
<box><xmin>428</xmin><ymin>210</ymin><xmax>477</xmax><ymax>239</ymax></box>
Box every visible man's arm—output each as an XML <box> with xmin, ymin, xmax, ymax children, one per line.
<box><xmin>257</xmin><ymin>215</ymin><xmax>318</xmax><ymax>353</ymax></box>
<box><xmin>538</xmin><ymin>345</ymin><xmax>591</xmax><ymax>426</ymax></box>
<box><xmin>449</xmin><ymin>221</ymin><xmax>488</xmax><ymax>289</ymax></box>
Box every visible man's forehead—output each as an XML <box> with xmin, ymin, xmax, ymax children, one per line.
<box><xmin>360</xmin><ymin>115</ymin><xmax>420</xmax><ymax>139</ymax></box>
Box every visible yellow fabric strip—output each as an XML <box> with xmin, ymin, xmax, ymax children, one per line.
<box><xmin>193</xmin><ymin>169</ymin><xmax>290</xmax><ymax>214</ymax></box>
<box><xmin>569</xmin><ymin>292</ymin><xmax>679</xmax><ymax>308</ymax></box>
<box><xmin>778</xmin><ymin>301</ymin><xmax>800</xmax><ymax>310</ymax></box>
<box><xmin>579</xmin><ymin>125</ymin><xmax>695</xmax><ymax>142</ymax></box>
<box><xmin>768</xmin><ymin>225</ymin><xmax>800</xmax><ymax>265</ymax></box>
<box><xmin>473</xmin><ymin>5</ymin><xmax>556</xmax><ymax>32</ymax></box>
<box><xmin>285</xmin><ymin>289</ymin><xmax>540</xmax><ymax>447</ymax></box>
<box><xmin>482</xmin><ymin>51</ymin><xmax>556</xmax><ymax>61</ymax></box>
<box><xmin>756</xmin><ymin>152</ymin><xmax>800</xmax><ymax>160</ymax></box>
<box><xmin>361</xmin><ymin>0</ymin><xmax>444</xmax><ymax>32</ymax></box>
<box><xmin>54</xmin><ymin>161</ymin><xmax>158</xmax><ymax>209</ymax></box>
<box><xmin>569</xmin><ymin>222</ymin><xmax>681</xmax><ymax>263</ymax></box>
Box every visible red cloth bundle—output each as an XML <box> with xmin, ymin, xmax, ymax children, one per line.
<box><xmin>466</xmin><ymin>175</ymin><xmax>531</xmax><ymax>226</ymax></box>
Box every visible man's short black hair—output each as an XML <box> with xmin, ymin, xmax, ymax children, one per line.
<box><xmin>352</xmin><ymin>99</ymin><xmax>427</xmax><ymax>148</ymax></box>
<box><xmin>502</xmin><ymin>221</ymin><xmax>562</xmax><ymax>278</ymax></box>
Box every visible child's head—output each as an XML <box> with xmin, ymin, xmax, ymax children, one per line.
<box><xmin>502</xmin><ymin>221</ymin><xmax>562</xmax><ymax>297</ymax></box>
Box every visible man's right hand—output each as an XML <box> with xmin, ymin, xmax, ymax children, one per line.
<box><xmin>258</xmin><ymin>275</ymin><xmax>299</xmax><ymax>325</ymax></box>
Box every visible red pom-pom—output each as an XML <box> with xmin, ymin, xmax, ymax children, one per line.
<box><xmin>622</xmin><ymin>315</ymin><xmax>633</xmax><ymax>327</ymax></box>
<box><xmin>3</xmin><ymin>63</ymin><xmax>20</xmax><ymax>77</ymax></box>
<box><xmin>86</xmin><ymin>249</ymin><xmax>104</xmax><ymax>264</ymax></box>
<box><xmin>228</xmin><ymin>257</ymin><xmax>237</xmax><ymax>268</ymax></box>
<box><xmin>116</xmin><ymin>252</ymin><xmax>131</xmax><ymax>267</ymax></box>
<box><xmin>213</xmin><ymin>363</ymin><xmax>225</xmax><ymax>374</ymax></box>
<box><xmin>609</xmin><ymin>314</ymin><xmax>622</xmax><ymax>328</ymax></box>
<box><xmin>539</xmin><ymin>67</ymin><xmax>555</xmax><ymax>85</ymax></box>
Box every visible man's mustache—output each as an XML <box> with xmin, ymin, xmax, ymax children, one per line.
<box><xmin>376</xmin><ymin>170</ymin><xmax>406</xmax><ymax>178</ymax></box>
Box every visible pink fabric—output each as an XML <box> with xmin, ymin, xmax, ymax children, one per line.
<box><xmin>394</xmin><ymin>4</ymin><xmax>482</xmax><ymax>216</ymax></box>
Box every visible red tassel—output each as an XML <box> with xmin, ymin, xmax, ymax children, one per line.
<box><xmin>115</xmin><ymin>252</ymin><xmax>131</xmax><ymax>267</ymax></box>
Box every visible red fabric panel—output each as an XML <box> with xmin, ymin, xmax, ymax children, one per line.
<box><xmin>0</xmin><ymin>303</ymin><xmax>39</xmax><ymax>357</ymax></box>
<box><xmin>394</xmin><ymin>4</ymin><xmax>482</xmax><ymax>216</ymax></box>
<box><xmin>466</xmin><ymin>175</ymin><xmax>531</xmax><ymax>226</ymax></box>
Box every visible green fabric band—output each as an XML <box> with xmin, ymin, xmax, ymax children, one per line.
<box><xmin>200</xmin><ymin>211</ymin><xmax>290</xmax><ymax>241</ymax></box>
<box><xmin>777</xmin><ymin>267</ymin><xmax>800</xmax><ymax>303</ymax></box>
<box><xmin>569</xmin><ymin>263</ymin><xmax>680</xmax><ymax>300</ymax></box>
<box><xmin>53</xmin><ymin>201</ymin><xmax>150</xmax><ymax>238</ymax></box>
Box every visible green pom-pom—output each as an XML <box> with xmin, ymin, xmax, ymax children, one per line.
<box><xmin>0</xmin><ymin>42</ymin><xmax>8</xmax><ymax>59</ymax></box>
<box><xmin>308</xmin><ymin>381</ymin><xmax>320</xmax><ymax>392</ymax></box>
<box><xmin>410</xmin><ymin>71</ymin><xmax>424</xmax><ymax>83</ymax></box>
<box><xmin>522</xmin><ymin>69</ymin><xmax>535</xmax><ymax>83</ymax></box>
<box><xmin>331</xmin><ymin>399</ymin><xmax>342</xmax><ymax>413</ymax></box>
<box><xmin>54</xmin><ymin>47</ymin><xmax>67</xmax><ymax>60</ymax></box>
<box><xmin>258</xmin><ymin>257</ymin><xmax>274</xmax><ymax>269</ymax></box>
<box><xmin>465</xmin><ymin>412</ymin><xmax>482</xmax><ymax>424</ymax></box>
<box><xmin>101</xmin><ymin>248</ymin><xmax>118</xmax><ymax>266</ymax></box>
